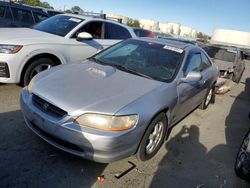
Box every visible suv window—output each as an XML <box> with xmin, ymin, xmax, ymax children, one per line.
<box><xmin>0</xmin><ymin>6</ymin><xmax>5</xmax><ymax>18</ymax></box>
<box><xmin>33</xmin><ymin>12</ymin><xmax>48</xmax><ymax>23</ymax></box>
<box><xmin>5</xmin><ymin>7</ymin><xmax>12</xmax><ymax>20</ymax></box>
<box><xmin>74</xmin><ymin>21</ymin><xmax>104</xmax><ymax>39</ymax></box>
<box><xmin>105</xmin><ymin>22</ymin><xmax>131</xmax><ymax>40</ymax></box>
<box><xmin>11</xmin><ymin>7</ymin><xmax>34</xmax><ymax>25</ymax></box>
<box><xmin>183</xmin><ymin>53</ymin><xmax>203</xmax><ymax>75</ymax></box>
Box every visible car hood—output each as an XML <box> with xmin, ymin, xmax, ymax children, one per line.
<box><xmin>0</xmin><ymin>28</ymin><xmax>63</xmax><ymax>45</ymax></box>
<box><xmin>212</xmin><ymin>58</ymin><xmax>234</xmax><ymax>71</ymax></box>
<box><xmin>31</xmin><ymin>61</ymin><xmax>163</xmax><ymax>116</ymax></box>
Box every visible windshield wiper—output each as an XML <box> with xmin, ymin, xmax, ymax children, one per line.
<box><xmin>88</xmin><ymin>57</ymin><xmax>107</xmax><ymax>65</ymax></box>
<box><xmin>113</xmin><ymin>64</ymin><xmax>154</xmax><ymax>80</ymax></box>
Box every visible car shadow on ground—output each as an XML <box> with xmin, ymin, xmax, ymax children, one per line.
<box><xmin>0</xmin><ymin>110</ymin><xmax>107</xmax><ymax>188</ymax></box>
<box><xmin>150</xmin><ymin>78</ymin><xmax>250</xmax><ymax>188</ymax></box>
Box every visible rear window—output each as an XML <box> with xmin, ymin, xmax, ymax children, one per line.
<box><xmin>134</xmin><ymin>28</ymin><xmax>154</xmax><ymax>38</ymax></box>
<box><xmin>203</xmin><ymin>46</ymin><xmax>236</xmax><ymax>62</ymax></box>
<box><xmin>0</xmin><ymin>6</ymin><xmax>5</xmax><ymax>18</ymax></box>
<box><xmin>33</xmin><ymin>12</ymin><xmax>48</xmax><ymax>23</ymax></box>
<box><xmin>105</xmin><ymin>23</ymin><xmax>131</xmax><ymax>40</ymax></box>
<box><xmin>11</xmin><ymin>7</ymin><xmax>34</xmax><ymax>25</ymax></box>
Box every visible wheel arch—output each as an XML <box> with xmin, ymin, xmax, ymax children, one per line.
<box><xmin>19</xmin><ymin>52</ymin><xmax>64</xmax><ymax>85</ymax></box>
<box><xmin>135</xmin><ymin>107</ymin><xmax>170</xmax><ymax>154</ymax></box>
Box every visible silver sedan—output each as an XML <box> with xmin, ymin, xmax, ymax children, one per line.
<box><xmin>20</xmin><ymin>38</ymin><xmax>218</xmax><ymax>163</ymax></box>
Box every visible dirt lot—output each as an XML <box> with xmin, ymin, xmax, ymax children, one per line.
<box><xmin>0</xmin><ymin>62</ymin><xmax>250</xmax><ymax>188</ymax></box>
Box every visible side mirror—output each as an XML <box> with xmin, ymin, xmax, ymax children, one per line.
<box><xmin>181</xmin><ymin>71</ymin><xmax>202</xmax><ymax>82</ymax></box>
<box><xmin>76</xmin><ymin>32</ymin><xmax>93</xmax><ymax>41</ymax></box>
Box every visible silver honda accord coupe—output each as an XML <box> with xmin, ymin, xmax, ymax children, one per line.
<box><xmin>20</xmin><ymin>38</ymin><xmax>218</xmax><ymax>163</ymax></box>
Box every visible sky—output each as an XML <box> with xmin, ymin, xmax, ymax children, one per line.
<box><xmin>48</xmin><ymin>0</ymin><xmax>250</xmax><ymax>35</ymax></box>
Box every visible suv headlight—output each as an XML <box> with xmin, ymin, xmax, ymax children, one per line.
<box><xmin>75</xmin><ymin>113</ymin><xmax>138</xmax><ymax>131</ymax></box>
<box><xmin>0</xmin><ymin>45</ymin><xmax>23</xmax><ymax>54</ymax></box>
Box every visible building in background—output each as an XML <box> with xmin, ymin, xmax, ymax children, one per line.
<box><xmin>211</xmin><ymin>29</ymin><xmax>250</xmax><ymax>49</ymax></box>
<box><xmin>106</xmin><ymin>14</ymin><xmax>129</xmax><ymax>24</ymax></box>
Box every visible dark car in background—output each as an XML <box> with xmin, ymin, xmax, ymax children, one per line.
<box><xmin>0</xmin><ymin>1</ymin><xmax>61</xmax><ymax>28</ymax></box>
<box><xmin>133</xmin><ymin>27</ymin><xmax>154</xmax><ymax>38</ymax></box>
<box><xmin>235</xmin><ymin>113</ymin><xmax>250</xmax><ymax>182</ymax></box>
<box><xmin>202</xmin><ymin>44</ymin><xmax>245</xmax><ymax>83</ymax></box>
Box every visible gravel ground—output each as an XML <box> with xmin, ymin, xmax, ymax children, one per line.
<box><xmin>0</xmin><ymin>62</ymin><xmax>250</xmax><ymax>188</ymax></box>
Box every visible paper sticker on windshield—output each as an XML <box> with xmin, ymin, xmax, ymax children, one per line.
<box><xmin>69</xmin><ymin>18</ymin><xmax>82</xmax><ymax>23</ymax></box>
<box><xmin>163</xmin><ymin>45</ymin><xmax>183</xmax><ymax>53</ymax></box>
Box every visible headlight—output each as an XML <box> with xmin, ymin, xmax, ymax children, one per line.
<box><xmin>74</xmin><ymin>113</ymin><xmax>138</xmax><ymax>131</ymax></box>
<box><xmin>27</xmin><ymin>78</ymin><xmax>35</xmax><ymax>93</ymax></box>
<box><xmin>0</xmin><ymin>45</ymin><xmax>23</xmax><ymax>54</ymax></box>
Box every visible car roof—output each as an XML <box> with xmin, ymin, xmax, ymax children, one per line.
<box><xmin>59</xmin><ymin>13</ymin><xmax>132</xmax><ymax>29</ymax></box>
<box><xmin>137</xmin><ymin>37</ymin><xmax>192</xmax><ymax>49</ymax></box>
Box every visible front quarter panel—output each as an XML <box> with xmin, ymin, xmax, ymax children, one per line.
<box><xmin>115</xmin><ymin>82</ymin><xmax>178</xmax><ymax>148</ymax></box>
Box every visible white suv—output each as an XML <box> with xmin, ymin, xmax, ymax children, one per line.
<box><xmin>0</xmin><ymin>14</ymin><xmax>136</xmax><ymax>85</ymax></box>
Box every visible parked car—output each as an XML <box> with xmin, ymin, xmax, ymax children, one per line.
<box><xmin>0</xmin><ymin>1</ymin><xmax>58</xmax><ymax>28</ymax></box>
<box><xmin>202</xmin><ymin>44</ymin><xmax>245</xmax><ymax>83</ymax></box>
<box><xmin>133</xmin><ymin>27</ymin><xmax>154</xmax><ymax>38</ymax></box>
<box><xmin>20</xmin><ymin>38</ymin><xmax>218</xmax><ymax>163</ymax></box>
<box><xmin>0</xmin><ymin>13</ymin><xmax>137</xmax><ymax>86</ymax></box>
<box><xmin>235</xmin><ymin>113</ymin><xmax>250</xmax><ymax>182</ymax></box>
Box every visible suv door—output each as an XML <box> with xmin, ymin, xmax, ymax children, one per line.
<box><xmin>173</xmin><ymin>51</ymin><xmax>212</xmax><ymax>122</ymax></box>
<box><xmin>69</xmin><ymin>21</ymin><xmax>106</xmax><ymax>63</ymax></box>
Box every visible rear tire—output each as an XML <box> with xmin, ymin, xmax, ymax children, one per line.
<box><xmin>199</xmin><ymin>85</ymin><xmax>215</xmax><ymax>110</ymax></box>
<box><xmin>22</xmin><ymin>58</ymin><xmax>55</xmax><ymax>86</ymax></box>
<box><xmin>137</xmin><ymin>113</ymin><xmax>167</xmax><ymax>161</ymax></box>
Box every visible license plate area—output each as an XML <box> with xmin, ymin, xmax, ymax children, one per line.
<box><xmin>31</xmin><ymin>112</ymin><xmax>44</xmax><ymax>126</ymax></box>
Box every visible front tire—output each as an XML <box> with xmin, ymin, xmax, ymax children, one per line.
<box><xmin>137</xmin><ymin>113</ymin><xmax>167</xmax><ymax>161</ymax></box>
<box><xmin>23</xmin><ymin>58</ymin><xmax>55</xmax><ymax>86</ymax></box>
<box><xmin>199</xmin><ymin>85</ymin><xmax>215</xmax><ymax>110</ymax></box>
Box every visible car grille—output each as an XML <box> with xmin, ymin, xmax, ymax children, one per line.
<box><xmin>32</xmin><ymin>94</ymin><xmax>67</xmax><ymax>118</ymax></box>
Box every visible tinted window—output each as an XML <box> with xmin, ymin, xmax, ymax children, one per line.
<box><xmin>134</xmin><ymin>28</ymin><xmax>154</xmax><ymax>38</ymax></box>
<box><xmin>184</xmin><ymin>53</ymin><xmax>203</xmax><ymax>75</ymax></box>
<box><xmin>0</xmin><ymin>6</ymin><xmax>5</xmax><ymax>18</ymax></box>
<box><xmin>203</xmin><ymin>46</ymin><xmax>236</xmax><ymax>62</ymax></box>
<box><xmin>11</xmin><ymin>7</ymin><xmax>34</xmax><ymax>25</ymax></box>
<box><xmin>82</xmin><ymin>21</ymin><xmax>104</xmax><ymax>39</ymax></box>
<box><xmin>4</xmin><ymin>7</ymin><xmax>12</xmax><ymax>20</ymax></box>
<box><xmin>201</xmin><ymin>52</ymin><xmax>212</xmax><ymax>69</ymax></box>
<box><xmin>105</xmin><ymin>23</ymin><xmax>131</xmax><ymax>40</ymax></box>
<box><xmin>33</xmin><ymin>12</ymin><xmax>48</xmax><ymax>23</ymax></box>
<box><xmin>33</xmin><ymin>15</ymin><xmax>83</xmax><ymax>37</ymax></box>
<box><xmin>94</xmin><ymin>39</ymin><xmax>183</xmax><ymax>82</ymax></box>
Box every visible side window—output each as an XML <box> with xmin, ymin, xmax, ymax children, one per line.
<box><xmin>0</xmin><ymin>6</ymin><xmax>5</xmax><ymax>18</ymax></box>
<box><xmin>11</xmin><ymin>7</ymin><xmax>34</xmax><ymax>25</ymax></box>
<box><xmin>73</xmin><ymin>21</ymin><xmax>104</xmax><ymax>39</ymax></box>
<box><xmin>105</xmin><ymin>22</ymin><xmax>131</xmax><ymax>40</ymax></box>
<box><xmin>183</xmin><ymin>53</ymin><xmax>202</xmax><ymax>75</ymax></box>
<box><xmin>5</xmin><ymin>7</ymin><xmax>12</xmax><ymax>20</ymax></box>
<box><xmin>201</xmin><ymin>52</ymin><xmax>212</xmax><ymax>70</ymax></box>
<box><xmin>33</xmin><ymin>12</ymin><xmax>48</xmax><ymax>23</ymax></box>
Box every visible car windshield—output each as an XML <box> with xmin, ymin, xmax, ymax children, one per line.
<box><xmin>33</xmin><ymin>15</ymin><xmax>83</xmax><ymax>37</ymax></box>
<box><xmin>203</xmin><ymin>46</ymin><xmax>236</xmax><ymax>62</ymax></box>
<box><xmin>94</xmin><ymin>39</ymin><xmax>183</xmax><ymax>82</ymax></box>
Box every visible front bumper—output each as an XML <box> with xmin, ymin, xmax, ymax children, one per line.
<box><xmin>20</xmin><ymin>89</ymin><xmax>140</xmax><ymax>163</ymax></box>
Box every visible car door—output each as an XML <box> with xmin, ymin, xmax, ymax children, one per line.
<box><xmin>172</xmin><ymin>51</ymin><xmax>211</xmax><ymax>122</ymax></box>
<box><xmin>68</xmin><ymin>21</ymin><xmax>132</xmax><ymax>64</ymax></box>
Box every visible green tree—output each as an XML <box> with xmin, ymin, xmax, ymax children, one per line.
<box><xmin>71</xmin><ymin>6</ymin><xmax>84</xmax><ymax>14</ymax></box>
<box><xmin>17</xmin><ymin>0</ymin><xmax>53</xmax><ymax>9</ymax></box>
<box><xmin>126</xmin><ymin>19</ymin><xmax>140</xmax><ymax>28</ymax></box>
